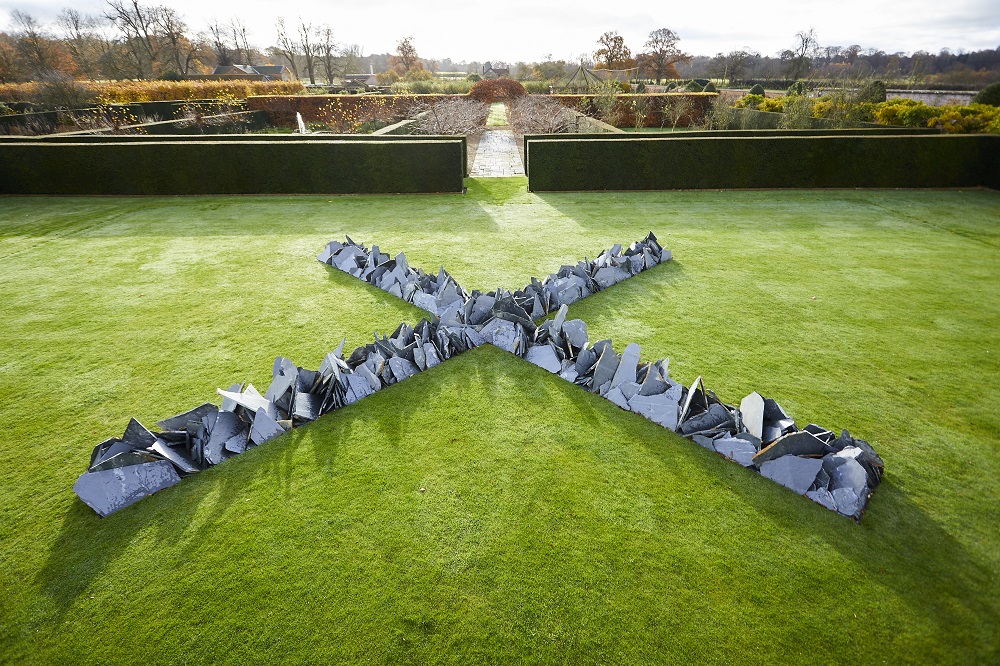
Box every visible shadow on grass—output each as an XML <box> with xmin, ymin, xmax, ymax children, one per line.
<box><xmin>32</xmin><ymin>340</ymin><xmax>472</xmax><ymax>624</ymax></box>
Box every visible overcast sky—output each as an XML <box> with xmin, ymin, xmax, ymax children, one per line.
<box><xmin>2</xmin><ymin>0</ymin><xmax>999</xmax><ymax>63</ymax></box>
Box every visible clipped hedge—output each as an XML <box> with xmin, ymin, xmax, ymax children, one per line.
<box><xmin>526</xmin><ymin>134</ymin><xmax>999</xmax><ymax>191</ymax></box>
<box><xmin>0</xmin><ymin>139</ymin><xmax>465</xmax><ymax>194</ymax></box>
<box><xmin>521</xmin><ymin>128</ymin><xmax>943</xmax><ymax>176</ymax></box>
<box><xmin>2</xmin><ymin>131</ymin><xmax>470</xmax><ymax>177</ymax></box>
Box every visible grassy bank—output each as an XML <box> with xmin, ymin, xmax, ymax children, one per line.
<box><xmin>0</xmin><ymin>181</ymin><xmax>997</xmax><ymax>664</ymax></box>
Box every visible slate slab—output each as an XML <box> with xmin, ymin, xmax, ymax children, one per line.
<box><xmin>74</xmin><ymin>460</ymin><xmax>181</xmax><ymax>517</ymax></box>
<box><xmin>525</xmin><ymin>344</ymin><xmax>562</xmax><ymax>373</ymax></box>
<box><xmin>753</xmin><ymin>430</ymin><xmax>827</xmax><ymax>465</ymax></box>
<box><xmin>739</xmin><ymin>392</ymin><xmax>765</xmax><ymax>440</ymax></box>
<box><xmin>759</xmin><ymin>456</ymin><xmax>824</xmax><ymax>495</ymax></box>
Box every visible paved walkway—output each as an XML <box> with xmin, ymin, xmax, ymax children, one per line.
<box><xmin>471</xmin><ymin>129</ymin><xmax>525</xmax><ymax>177</ymax></box>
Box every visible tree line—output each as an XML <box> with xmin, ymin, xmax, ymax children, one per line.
<box><xmin>2</xmin><ymin>4</ymin><xmax>998</xmax><ymax>89</ymax></box>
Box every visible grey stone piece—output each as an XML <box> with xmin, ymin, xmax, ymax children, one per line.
<box><xmin>593</xmin><ymin>267</ymin><xmax>617</xmax><ymax>289</ymax></box>
<box><xmin>596</xmin><ymin>380</ymin><xmax>612</xmax><ymax>397</ymax></box>
<box><xmin>216</xmin><ymin>384</ymin><xmax>275</xmax><ymax>418</ymax></box>
<box><xmin>122</xmin><ymin>418</ymin><xmax>157</xmax><ymax>450</ymax></box>
<box><xmin>733</xmin><ymin>431</ymin><xmax>762</xmax><ymax>450</ymax></box>
<box><xmin>480</xmin><ymin>318</ymin><xmax>519</xmax><ymax>354</ymax></box>
<box><xmin>74</xmin><ymin>460</ymin><xmax>182</xmax><ymax>517</ymax></box>
<box><xmin>204</xmin><ymin>411</ymin><xmax>243</xmax><ymax>465</ymax></box>
<box><xmin>344</xmin><ymin>373</ymin><xmax>375</xmax><ymax>404</ymax></box>
<box><xmin>151</xmin><ymin>438</ymin><xmax>200</xmax><ymax>474</ymax></box>
<box><xmin>412</xmin><ymin>292</ymin><xmax>437</xmax><ymax>313</ymax></box>
<box><xmin>677</xmin><ymin>376</ymin><xmax>705</xmax><ymax>428</ymax></box>
<box><xmin>525</xmin><ymin>344</ymin><xmax>562</xmax><ymax>373</ymax></box>
<box><xmin>413</xmin><ymin>343</ymin><xmax>426</xmax><ymax>370</ymax></box>
<box><xmin>292</xmin><ymin>392</ymin><xmax>322</xmax><ymax>423</ymax></box>
<box><xmin>753</xmin><ymin>431</ymin><xmax>827</xmax><ymax>465</ymax></box>
<box><xmin>575</xmin><ymin>347</ymin><xmax>597</xmax><ymax>375</ymax></box>
<box><xmin>355</xmin><ymin>364</ymin><xmax>382</xmax><ymax>391</ymax></box>
<box><xmin>712</xmin><ymin>437</ymin><xmax>758</xmax><ymax>467</ymax></box>
<box><xmin>250</xmin><ymin>408</ymin><xmax>286</xmax><ymax>446</ymax></box>
<box><xmin>739</xmin><ymin>392</ymin><xmax>765</xmax><ymax>440</ymax></box>
<box><xmin>679</xmin><ymin>403</ymin><xmax>734</xmax><ymax>435</ymax></box>
<box><xmin>806</xmin><ymin>488</ymin><xmax>838</xmax><ymax>511</ymax></box>
<box><xmin>561</xmin><ymin>320</ymin><xmax>589</xmax><ymax>349</ymax></box>
<box><xmin>829</xmin><ymin>455</ymin><xmax>869</xmax><ymax>497</ymax></box>
<box><xmin>619</xmin><ymin>381</ymin><xmax>642</xmax><ymax>401</ymax></box>
<box><xmin>591</xmin><ymin>345</ymin><xmax>620</xmax><ymax>390</ymax></box>
<box><xmin>317</xmin><ymin>241</ymin><xmax>342</xmax><ymax>263</ymax></box>
<box><xmin>156</xmin><ymin>403</ymin><xmax>218</xmax><ymax>431</ymax></box>
<box><xmin>559</xmin><ymin>367</ymin><xmax>579</xmax><ymax>383</ymax></box>
<box><xmin>90</xmin><ymin>450</ymin><xmax>161</xmax><ymax>472</ymax></box>
<box><xmin>423</xmin><ymin>343</ymin><xmax>441</xmax><ymax>368</ymax></box>
<box><xmin>89</xmin><ymin>439</ymin><xmax>131</xmax><ymax>470</ymax></box>
<box><xmin>605</xmin><ymin>387</ymin><xmax>630</xmax><ymax>410</ymax></box>
<box><xmin>638</xmin><ymin>364</ymin><xmax>670</xmax><ymax>397</ymax></box>
<box><xmin>627</xmin><ymin>385</ymin><xmax>681</xmax><ymax>429</ymax></box>
<box><xmin>388</xmin><ymin>357</ymin><xmax>419</xmax><ymax>382</ymax></box>
<box><xmin>759</xmin><ymin>456</ymin><xmax>824</xmax><ymax>495</ymax></box>
<box><xmin>832</xmin><ymin>487</ymin><xmax>864</xmax><ymax>518</ymax></box>
<box><xmin>610</xmin><ymin>343</ymin><xmax>641</xmax><ymax>389</ymax></box>
<box><xmin>692</xmin><ymin>434</ymin><xmax>717</xmax><ymax>450</ymax></box>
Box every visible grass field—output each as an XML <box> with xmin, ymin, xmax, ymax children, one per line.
<box><xmin>0</xmin><ymin>180</ymin><xmax>998</xmax><ymax>664</ymax></box>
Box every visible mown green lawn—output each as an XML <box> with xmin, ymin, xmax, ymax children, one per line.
<box><xmin>0</xmin><ymin>180</ymin><xmax>997</xmax><ymax>664</ymax></box>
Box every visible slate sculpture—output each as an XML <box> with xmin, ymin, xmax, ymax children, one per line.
<box><xmin>74</xmin><ymin>233</ymin><xmax>883</xmax><ymax>521</ymax></box>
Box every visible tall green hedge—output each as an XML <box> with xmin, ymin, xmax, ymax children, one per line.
<box><xmin>522</xmin><ymin>128</ymin><xmax>942</xmax><ymax>176</ymax></box>
<box><xmin>0</xmin><ymin>132</ymin><xmax>470</xmax><ymax>176</ymax></box>
<box><xmin>526</xmin><ymin>135</ymin><xmax>999</xmax><ymax>191</ymax></box>
<box><xmin>0</xmin><ymin>139</ymin><xmax>465</xmax><ymax>194</ymax></box>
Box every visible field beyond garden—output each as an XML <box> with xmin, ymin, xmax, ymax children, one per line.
<box><xmin>0</xmin><ymin>181</ymin><xmax>997</xmax><ymax>664</ymax></box>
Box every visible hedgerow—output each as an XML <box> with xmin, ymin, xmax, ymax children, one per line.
<box><xmin>0</xmin><ymin>80</ymin><xmax>305</xmax><ymax>104</ymax></box>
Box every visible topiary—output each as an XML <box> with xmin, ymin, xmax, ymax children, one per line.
<box><xmin>466</xmin><ymin>73</ymin><xmax>482</xmax><ymax>82</ymax></box>
<box><xmin>665</xmin><ymin>82</ymin><xmax>677</xmax><ymax>91</ymax></box>
<box><xmin>972</xmin><ymin>81</ymin><xmax>1000</xmax><ymax>106</ymax></box>
<box><xmin>786</xmin><ymin>81</ymin><xmax>807</xmax><ymax>97</ymax></box>
<box><xmin>856</xmin><ymin>80</ymin><xmax>887</xmax><ymax>104</ymax></box>
<box><xmin>702</xmin><ymin>81</ymin><xmax>718</xmax><ymax>93</ymax></box>
<box><xmin>748</xmin><ymin>83</ymin><xmax>766</xmax><ymax>96</ymax></box>
<box><xmin>468</xmin><ymin>78</ymin><xmax>527</xmax><ymax>103</ymax></box>
<box><xmin>686</xmin><ymin>80</ymin><xmax>703</xmax><ymax>92</ymax></box>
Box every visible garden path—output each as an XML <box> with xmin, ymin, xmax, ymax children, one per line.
<box><xmin>470</xmin><ymin>129</ymin><xmax>525</xmax><ymax>177</ymax></box>
<box><xmin>471</xmin><ymin>101</ymin><xmax>525</xmax><ymax>177</ymax></box>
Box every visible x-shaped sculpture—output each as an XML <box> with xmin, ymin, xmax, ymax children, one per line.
<box><xmin>74</xmin><ymin>233</ymin><xmax>884</xmax><ymax>521</ymax></box>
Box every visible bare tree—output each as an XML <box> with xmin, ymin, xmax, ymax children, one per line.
<box><xmin>230</xmin><ymin>19</ymin><xmax>253</xmax><ymax>65</ymax></box>
<box><xmin>57</xmin><ymin>9</ymin><xmax>103</xmax><ymax>79</ymax></box>
<box><xmin>11</xmin><ymin>10</ymin><xmax>57</xmax><ymax>77</ymax></box>
<box><xmin>157</xmin><ymin>7</ymin><xmax>195</xmax><ymax>75</ymax></box>
<box><xmin>780</xmin><ymin>29</ymin><xmax>818</xmax><ymax>80</ymax></box>
<box><xmin>594</xmin><ymin>31</ymin><xmax>631</xmax><ymax>70</ymax></box>
<box><xmin>273</xmin><ymin>18</ymin><xmax>300</xmax><ymax>79</ymax></box>
<box><xmin>298</xmin><ymin>18</ymin><xmax>317</xmax><ymax>84</ymax></box>
<box><xmin>638</xmin><ymin>28</ymin><xmax>690</xmax><ymax>83</ymax></box>
<box><xmin>317</xmin><ymin>25</ymin><xmax>337</xmax><ymax>84</ymax></box>
<box><xmin>206</xmin><ymin>19</ymin><xmax>232</xmax><ymax>66</ymax></box>
<box><xmin>710</xmin><ymin>48</ymin><xmax>759</xmax><ymax>84</ymax></box>
<box><xmin>104</xmin><ymin>0</ymin><xmax>162</xmax><ymax>79</ymax></box>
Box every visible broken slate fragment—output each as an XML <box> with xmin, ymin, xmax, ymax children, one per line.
<box><xmin>759</xmin><ymin>456</ymin><xmax>824</xmax><ymax>495</ymax></box>
<box><xmin>753</xmin><ymin>430</ymin><xmax>827</xmax><ymax>465</ymax></box>
<box><xmin>525</xmin><ymin>344</ymin><xmax>562</xmax><ymax>373</ymax></box>
<box><xmin>74</xmin><ymin>460</ymin><xmax>181</xmax><ymax>518</ymax></box>
<box><xmin>739</xmin><ymin>392</ymin><xmax>765</xmax><ymax>440</ymax></box>
<box><xmin>713</xmin><ymin>437</ymin><xmax>757</xmax><ymax>467</ymax></box>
